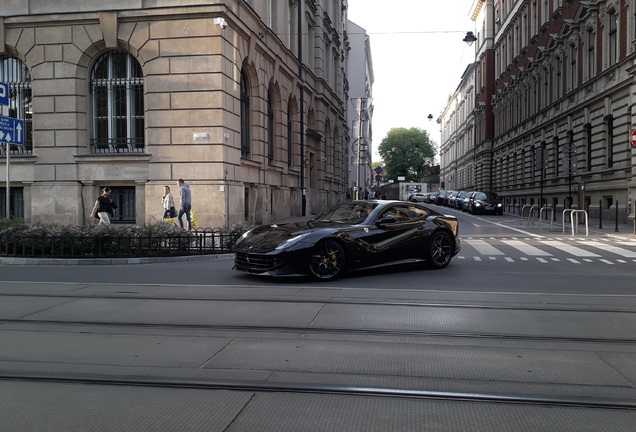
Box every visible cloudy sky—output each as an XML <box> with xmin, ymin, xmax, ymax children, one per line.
<box><xmin>347</xmin><ymin>0</ymin><xmax>478</xmax><ymax>160</ymax></box>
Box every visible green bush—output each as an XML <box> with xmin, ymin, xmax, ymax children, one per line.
<box><xmin>0</xmin><ymin>221</ymin><xmax>242</xmax><ymax>257</ymax></box>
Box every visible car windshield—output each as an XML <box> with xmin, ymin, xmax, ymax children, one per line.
<box><xmin>475</xmin><ymin>192</ymin><xmax>499</xmax><ymax>200</ymax></box>
<box><xmin>315</xmin><ymin>202</ymin><xmax>379</xmax><ymax>223</ymax></box>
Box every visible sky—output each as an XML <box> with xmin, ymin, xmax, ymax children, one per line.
<box><xmin>347</xmin><ymin>0</ymin><xmax>479</xmax><ymax>161</ymax></box>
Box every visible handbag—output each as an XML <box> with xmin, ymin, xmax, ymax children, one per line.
<box><xmin>190</xmin><ymin>210</ymin><xmax>198</xmax><ymax>227</ymax></box>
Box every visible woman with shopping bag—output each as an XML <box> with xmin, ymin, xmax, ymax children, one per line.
<box><xmin>162</xmin><ymin>185</ymin><xmax>176</xmax><ymax>223</ymax></box>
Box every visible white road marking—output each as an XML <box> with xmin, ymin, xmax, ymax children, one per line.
<box><xmin>502</xmin><ymin>240</ymin><xmax>552</xmax><ymax>256</ymax></box>
<box><xmin>464</xmin><ymin>239</ymin><xmax>504</xmax><ymax>255</ymax></box>
<box><xmin>539</xmin><ymin>240</ymin><xmax>600</xmax><ymax>257</ymax></box>
<box><xmin>583</xmin><ymin>243</ymin><xmax>636</xmax><ymax>258</ymax></box>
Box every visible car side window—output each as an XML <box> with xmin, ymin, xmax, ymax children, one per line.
<box><xmin>408</xmin><ymin>205</ymin><xmax>429</xmax><ymax>219</ymax></box>
<box><xmin>383</xmin><ymin>206</ymin><xmax>414</xmax><ymax>222</ymax></box>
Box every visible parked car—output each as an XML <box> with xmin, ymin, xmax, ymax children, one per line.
<box><xmin>468</xmin><ymin>191</ymin><xmax>504</xmax><ymax>215</ymax></box>
<box><xmin>461</xmin><ymin>191</ymin><xmax>475</xmax><ymax>212</ymax></box>
<box><xmin>435</xmin><ymin>191</ymin><xmax>447</xmax><ymax>205</ymax></box>
<box><xmin>443</xmin><ymin>191</ymin><xmax>457</xmax><ymax>206</ymax></box>
<box><xmin>233</xmin><ymin>200</ymin><xmax>461</xmax><ymax>280</ymax></box>
<box><xmin>447</xmin><ymin>191</ymin><xmax>461</xmax><ymax>208</ymax></box>
<box><xmin>408</xmin><ymin>193</ymin><xmax>427</xmax><ymax>202</ymax></box>
<box><xmin>455</xmin><ymin>191</ymin><xmax>469</xmax><ymax>210</ymax></box>
<box><xmin>425</xmin><ymin>192</ymin><xmax>439</xmax><ymax>204</ymax></box>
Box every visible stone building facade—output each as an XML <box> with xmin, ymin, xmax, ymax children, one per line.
<box><xmin>439</xmin><ymin>62</ymin><xmax>476</xmax><ymax>192</ymax></box>
<box><xmin>441</xmin><ymin>0</ymin><xmax>636</xmax><ymax>223</ymax></box>
<box><xmin>0</xmin><ymin>0</ymin><xmax>350</xmax><ymax>227</ymax></box>
<box><xmin>346</xmin><ymin>20</ymin><xmax>374</xmax><ymax>199</ymax></box>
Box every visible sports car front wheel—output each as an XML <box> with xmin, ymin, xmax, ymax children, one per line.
<box><xmin>426</xmin><ymin>231</ymin><xmax>454</xmax><ymax>269</ymax></box>
<box><xmin>308</xmin><ymin>240</ymin><xmax>346</xmax><ymax>280</ymax></box>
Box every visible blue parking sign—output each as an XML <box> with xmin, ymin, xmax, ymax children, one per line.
<box><xmin>0</xmin><ymin>115</ymin><xmax>25</xmax><ymax>145</ymax></box>
<box><xmin>0</xmin><ymin>82</ymin><xmax>8</xmax><ymax>106</ymax></box>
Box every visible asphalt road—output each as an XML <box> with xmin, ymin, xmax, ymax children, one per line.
<box><xmin>0</xmin><ymin>208</ymin><xmax>633</xmax><ymax>295</ymax></box>
<box><xmin>2</xmin><ymin>210</ymin><xmax>636</xmax><ymax>431</ymax></box>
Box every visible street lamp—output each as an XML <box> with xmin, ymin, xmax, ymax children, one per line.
<box><xmin>463</xmin><ymin>31</ymin><xmax>477</xmax><ymax>46</ymax></box>
<box><xmin>427</xmin><ymin>114</ymin><xmax>433</xmax><ymax>121</ymax></box>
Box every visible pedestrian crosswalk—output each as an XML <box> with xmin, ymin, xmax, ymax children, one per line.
<box><xmin>459</xmin><ymin>236</ymin><xmax>636</xmax><ymax>264</ymax></box>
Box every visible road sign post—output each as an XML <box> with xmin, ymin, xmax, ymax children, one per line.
<box><xmin>0</xmin><ymin>82</ymin><xmax>8</xmax><ymax>106</ymax></box>
<box><xmin>630</xmin><ymin>129</ymin><xmax>636</xmax><ymax>148</ymax></box>
<box><xmin>1</xmin><ymin>81</ymin><xmax>24</xmax><ymax>219</ymax></box>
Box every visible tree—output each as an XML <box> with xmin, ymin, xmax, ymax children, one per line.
<box><xmin>377</xmin><ymin>127</ymin><xmax>436</xmax><ymax>182</ymax></box>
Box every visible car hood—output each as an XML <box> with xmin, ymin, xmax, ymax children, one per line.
<box><xmin>474</xmin><ymin>198</ymin><xmax>501</xmax><ymax>205</ymax></box>
<box><xmin>233</xmin><ymin>220</ymin><xmax>343</xmax><ymax>251</ymax></box>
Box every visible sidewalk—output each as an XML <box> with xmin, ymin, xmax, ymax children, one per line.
<box><xmin>505</xmin><ymin>208</ymin><xmax>636</xmax><ymax>240</ymax></box>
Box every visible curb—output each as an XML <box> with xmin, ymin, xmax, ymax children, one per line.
<box><xmin>0</xmin><ymin>253</ymin><xmax>234</xmax><ymax>266</ymax></box>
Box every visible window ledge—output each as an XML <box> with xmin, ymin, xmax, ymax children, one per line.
<box><xmin>0</xmin><ymin>154</ymin><xmax>36</xmax><ymax>162</ymax></box>
<box><xmin>74</xmin><ymin>153</ymin><xmax>152</xmax><ymax>162</ymax></box>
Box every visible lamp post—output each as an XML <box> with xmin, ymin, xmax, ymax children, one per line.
<box><xmin>463</xmin><ymin>31</ymin><xmax>477</xmax><ymax>46</ymax></box>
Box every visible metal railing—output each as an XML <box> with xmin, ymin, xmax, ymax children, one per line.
<box><xmin>520</xmin><ymin>204</ymin><xmax>539</xmax><ymax>226</ymax></box>
<box><xmin>562</xmin><ymin>209</ymin><xmax>588</xmax><ymax>236</ymax></box>
<box><xmin>538</xmin><ymin>206</ymin><xmax>554</xmax><ymax>230</ymax></box>
<box><xmin>0</xmin><ymin>227</ymin><xmax>240</xmax><ymax>258</ymax></box>
<box><xmin>90</xmin><ymin>138</ymin><xmax>145</xmax><ymax>154</ymax></box>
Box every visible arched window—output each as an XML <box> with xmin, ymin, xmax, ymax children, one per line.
<box><xmin>240</xmin><ymin>70</ymin><xmax>251</xmax><ymax>158</ymax></box>
<box><xmin>267</xmin><ymin>89</ymin><xmax>274</xmax><ymax>162</ymax></box>
<box><xmin>0</xmin><ymin>56</ymin><xmax>32</xmax><ymax>155</ymax></box>
<box><xmin>90</xmin><ymin>51</ymin><xmax>144</xmax><ymax>153</ymax></box>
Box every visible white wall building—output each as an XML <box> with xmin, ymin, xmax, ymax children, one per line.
<box><xmin>346</xmin><ymin>20</ymin><xmax>374</xmax><ymax>199</ymax></box>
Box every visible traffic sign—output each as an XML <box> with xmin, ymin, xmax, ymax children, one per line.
<box><xmin>0</xmin><ymin>82</ymin><xmax>8</xmax><ymax>106</ymax></box>
<box><xmin>630</xmin><ymin>129</ymin><xmax>636</xmax><ymax>148</ymax></box>
<box><xmin>0</xmin><ymin>115</ymin><xmax>25</xmax><ymax>145</ymax></box>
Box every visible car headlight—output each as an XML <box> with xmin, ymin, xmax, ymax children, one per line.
<box><xmin>474</xmin><ymin>202</ymin><xmax>482</xmax><ymax>207</ymax></box>
<box><xmin>497</xmin><ymin>203</ymin><xmax>503</xmax><ymax>207</ymax></box>
<box><xmin>275</xmin><ymin>232</ymin><xmax>311</xmax><ymax>251</ymax></box>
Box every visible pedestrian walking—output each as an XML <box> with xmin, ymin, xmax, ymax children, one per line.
<box><xmin>177</xmin><ymin>179</ymin><xmax>192</xmax><ymax>230</ymax></box>
<box><xmin>90</xmin><ymin>186</ymin><xmax>117</xmax><ymax>224</ymax></box>
<box><xmin>162</xmin><ymin>185</ymin><xmax>176</xmax><ymax>219</ymax></box>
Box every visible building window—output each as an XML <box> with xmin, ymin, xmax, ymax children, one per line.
<box><xmin>109</xmin><ymin>186</ymin><xmax>136</xmax><ymax>223</ymax></box>
<box><xmin>0</xmin><ymin>187</ymin><xmax>24</xmax><ymax>220</ymax></box>
<box><xmin>287</xmin><ymin>113</ymin><xmax>293</xmax><ymax>166</ymax></box>
<box><xmin>608</xmin><ymin>11</ymin><xmax>617</xmax><ymax>67</ymax></box>
<box><xmin>267</xmin><ymin>89</ymin><xmax>274</xmax><ymax>162</ymax></box>
<box><xmin>240</xmin><ymin>71</ymin><xmax>251</xmax><ymax>158</ymax></box>
<box><xmin>570</xmin><ymin>44</ymin><xmax>578</xmax><ymax>90</ymax></box>
<box><xmin>587</xmin><ymin>29</ymin><xmax>595</xmax><ymax>80</ymax></box>
<box><xmin>584</xmin><ymin>123</ymin><xmax>592</xmax><ymax>172</ymax></box>
<box><xmin>0</xmin><ymin>57</ymin><xmax>32</xmax><ymax>155</ymax></box>
<box><xmin>605</xmin><ymin>115</ymin><xmax>614</xmax><ymax>168</ymax></box>
<box><xmin>553</xmin><ymin>136</ymin><xmax>560</xmax><ymax>176</ymax></box>
<box><xmin>244</xmin><ymin>186</ymin><xmax>250</xmax><ymax>221</ymax></box>
<box><xmin>90</xmin><ymin>51</ymin><xmax>144</xmax><ymax>154</ymax></box>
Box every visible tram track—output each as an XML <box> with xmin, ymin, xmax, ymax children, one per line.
<box><xmin>3</xmin><ymin>317</ymin><xmax>636</xmax><ymax>345</ymax></box>
<box><xmin>2</xmin><ymin>290</ymin><xmax>636</xmax><ymax>314</ymax></box>
<box><xmin>2</xmin><ymin>370</ymin><xmax>636</xmax><ymax>411</ymax></box>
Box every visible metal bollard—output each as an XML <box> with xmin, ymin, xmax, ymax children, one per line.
<box><xmin>599</xmin><ymin>200</ymin><xmax>602</xmax><ymax>230</ymax></box>
<box><xmin>615</xmin><ymin>200</ymin><xmax>619</xmax><ymax>233</ymax></box>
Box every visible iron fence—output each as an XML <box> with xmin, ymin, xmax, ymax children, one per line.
<box><xmin>0</xmin><ymin>227</ymin><xmax>241</xmax><ymax>258</ymax></box>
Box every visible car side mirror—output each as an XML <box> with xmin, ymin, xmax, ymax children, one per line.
<box><xmin>376</xmin><ymin>215</ymin><xmax>397</xmax><ymax>227</ymax></box>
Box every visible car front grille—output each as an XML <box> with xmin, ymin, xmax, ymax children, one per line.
<box><xmin>235</xmin><ymin>252</ymin><xmax>279</xmax><ymax>273</ymax></box>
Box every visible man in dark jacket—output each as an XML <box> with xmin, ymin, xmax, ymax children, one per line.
<box><xmin>177</xmin><ymin>179</ymin><xmax>192</xmax><ymax>230</ymax></box>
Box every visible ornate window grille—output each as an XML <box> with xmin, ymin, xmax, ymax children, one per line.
<box><xmin>90</xmin><ymin>51</ymin><xmax>144</xmax><ymax>154</ymax></box>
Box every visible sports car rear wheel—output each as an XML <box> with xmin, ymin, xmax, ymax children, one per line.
<box><xmin>309</xmin><ymin>240</ymin><xmax>346</xmax><ymax>280</ymax></box>
<box><xmin>426</xmin><ymin>231</ymin><xmax>454</xmax><ymax>269</ymax></box>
